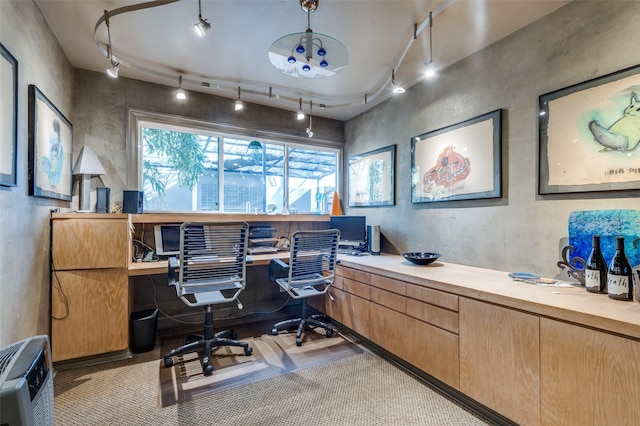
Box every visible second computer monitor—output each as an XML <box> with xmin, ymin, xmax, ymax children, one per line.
<box><xmin>330</xmin><ymin>215</ymin><xmax>367</xmax><ymax>247</ymax></box>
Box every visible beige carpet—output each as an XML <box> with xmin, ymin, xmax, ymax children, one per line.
<box><xmin>54</xmin><ymin>337</ymin><xmax>491</xmax><ymax>425</ymax></box>
<box><xmin>159</xmin><ymin>330</ymin><xmax>363</xmax><ymax>407</ymax></box>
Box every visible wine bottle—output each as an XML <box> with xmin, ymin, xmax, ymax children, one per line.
<box><xmin>607</xmin><ymin>236</ymin><xmax>633</xmax><ymax>301</ymax></box>
<box><xmin>585</xmin><ymin>235</ymin><xmax>607</xmax><ymax>293</ymax></box>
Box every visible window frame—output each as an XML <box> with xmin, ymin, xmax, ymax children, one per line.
<box><xmin>126</xmin><ymin>109</ymin><xmax>343</xmax><ymax>213</ymax></box>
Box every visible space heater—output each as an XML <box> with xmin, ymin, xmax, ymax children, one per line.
<box><xmin>0</xmin><ymin>335</ymin><xmax>54</xmax><ymax>426</ymax></box>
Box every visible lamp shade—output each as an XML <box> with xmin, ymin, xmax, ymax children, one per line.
<box><xmin>72</xmin><ymin>146</ymin><xmax>106</xmax><ymax>176</ymax></box>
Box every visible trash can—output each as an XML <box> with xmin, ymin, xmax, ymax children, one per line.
<box><xmin>129</xmin><ymin>308</ymin><xmax>158</xmax><ymax>353</ymax></box>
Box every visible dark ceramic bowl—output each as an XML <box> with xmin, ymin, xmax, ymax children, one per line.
<box><xmin>402</xmin><ymin>252</ymin><xmax>441</xmax><ymax>265</ymax></box>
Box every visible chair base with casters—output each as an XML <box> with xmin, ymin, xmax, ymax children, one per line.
<box><xmin>270</xmin><ymin>298</ymin><xmax>333</xmax><ymax>346</ymax></box>
<box><xmin>268</xmin><ymin>227</ymin><xmax>341</xmax><ymax>347</ymax></box>
<box><xmin>163</xmin><ymin>305</ymin><xmax>253</xmax><ymax>376</ymax></box>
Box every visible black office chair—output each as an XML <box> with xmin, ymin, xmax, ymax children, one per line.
<box><xmin>163</xmin><ymin>221</ymin><xmax>253</xmax><ymax>376</ymax></box>
<box><xmin>269</xmin><ymin>229</ymin><xmax>340</xmax><ymax>346</ymax></box>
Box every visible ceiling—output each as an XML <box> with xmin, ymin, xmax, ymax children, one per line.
<box><xmin>35</xmin><ymin>0</ymin><xmax>570</xmax><ymax>121</ymax></box>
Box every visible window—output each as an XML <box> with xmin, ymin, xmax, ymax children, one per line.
<box><xmin>129</xmin><ymin>111</ymin><xmax>340</xmax><ymax>214</ymax></box>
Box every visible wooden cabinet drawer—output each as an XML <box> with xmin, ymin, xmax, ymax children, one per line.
<box><xmin>51</xmin><ymin>269</ymin><xmax>129</xmax><ymax>361</ymax></box>
<box><xmin>369</xmin><ymin>303</ymin><xmax>459</xmax><ymax>389</ymax></box>
<box><xmin>406</xmin><ymin>298</ymin><xmax>458</xmax><ymax>334</ymax></box>
<box><xmin>343</xmin><ymin>278</ymin><xmax>370</xmax><ymax>300</ymax></box>
<box><xmin>369</xmin><ymin>273</ymin><xmax>406</xmax><ymax>295</ymax></box>
<box><xmin>406</xmin><ymin>283</ymin><xmax>458</xmax><ymax>312</ymax></box>
<box><xmin>337</xmin><ymin>266</ymin><xmax>369</xmax><ymax>283</ymax></box>
<box><xmin>327</xmin><ymin>287</ymin><xmax>371</xmax><ymax>338</ymax></box>
<box><xmin>370</xmin><ymin>286</ymin><xmax>406</xmax><ymax>314</ymax></box>
<box><xmin>52</xmin><ymin>218</ymin><xmax>130</xmax><ymax>269</ymax></box>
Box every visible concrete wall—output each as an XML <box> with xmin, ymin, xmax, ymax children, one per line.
<box><xmin>345</xmin><ymin>0</ymin><xmax>640</xmax><ymax>278</ymax></box>
<box><xmin>73</xmin><ymin>69</ymin><xmax>345</xmax><ymax>204</ymax></box>
<box><xmin>0</xmin><ymin>1</ymin><xmax>74</xmax><ymax>347</ymax></box>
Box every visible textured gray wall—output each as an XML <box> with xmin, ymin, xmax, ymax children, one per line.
<box><xmin>73</xmin><ymin>70</ymin><xmax>345</xmax><ymax>203</ymax></box>
<box><xmin>345</xmin><ymin>1</ymin><xmax>640</xmax><ymax>278</ymax></box>
<box><xmin>0</xmin><ymin>1</ymin><xmax>75</xmax><ymax>346</ymax></box>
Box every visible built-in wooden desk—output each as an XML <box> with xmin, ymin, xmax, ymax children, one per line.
<box><xmin>50</xmin><ymin>212</ymin><xmax>328</xmax><ymax>363</ymax></box>
<box><xmin>127</xmin><ymin>252</ymin><xmax>290</xmax><ymax>276</ymax></box>
<box><xmin>318</xmin><ymin>254</ymin><xmax>640</xmax><ymax>426</ymax></box>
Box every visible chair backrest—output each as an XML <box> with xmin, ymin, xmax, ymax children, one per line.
<box><xmin>284</xmin><ymin>229</ymin><xmax>340</xmax><ymax>293</ymax></box>
<box><xmin>177</xmin><ymin>221</ymin><xmax>249</xmax><ymax>307</ymax></box>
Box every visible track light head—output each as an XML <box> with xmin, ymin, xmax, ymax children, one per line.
<box><xmin>194</xmin><ymin>18</ymin><xmax>211</xmax><ymax>37</ymax></box>
<box><xmin>296</xmin><ymin>98</ymin><xmax>305</xmax><ymax>120</ymax></box>
<box><xmin>107</xmin><ymin>61</ymin><xmax>119</xmax><ymax>78</ymax></box>
<box><xmin>176</xmin><ymin>75</ymin><xmax>186</xmax><ymax>100</ymax></box>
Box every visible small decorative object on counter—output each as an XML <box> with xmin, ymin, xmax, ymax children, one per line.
<box><xmin>607</xmin><ymin>236</ymin><xmax>633</xmax><ymax>301</ymax></box>
<box><xmin>585</xmin><ymin>235</ymin><xmax>607</xmax><ymax>294</ymax></box>
<box><xmin>557</xmin><ymin>245</ymin><xmax>585</xmax><ymax>285</ymax></box>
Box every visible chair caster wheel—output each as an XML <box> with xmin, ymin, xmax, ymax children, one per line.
<box><xmin>229</xmin><ymin>330</ymin><xmax>238</xmax><ymax>340</ymax></box>
<box><xmin>270</xmin><ymin>328</ymin><xmax>278</xmax><ymax>336</ymax></box>
<box><xmin>163</xmin><ymin>358</ymin><xmax>174</xmax><ymax>368</ymax></box>
<box><xmin>326</xmin><ymin>329</ymin><xmax>334</xmax><ymax>338</ymax></box>
<box><xmin>204</xmin><ymin>364</ymin><xmax>214</xmax><ymax>376</ymax></box>
<box><xmin>296</xmin><ymin>338</ymin><xmax>302</xmax><ymax>347</ymax></box>
<box><xmin>244</xmin><ymin>346</ymin><xmax>253</xmax><ymax>356</ymax></box>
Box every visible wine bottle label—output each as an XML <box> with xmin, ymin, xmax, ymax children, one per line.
<box><xmin>585</xmin><ymin>269</ymin><xmax>601</xmax><ymax>290</ymax></box>
<box><xmin>607</xmin><ymin>274</ymin><xmax>629</xmax><ymax>296</ymax></box>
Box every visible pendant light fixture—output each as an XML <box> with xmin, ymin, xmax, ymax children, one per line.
<box><xmin>296</xmin><ymin>98</ymin><xmax>305</xmax><ymax>120</ymax></box>
<box><xmin>193</xmin><ymin>0</ymin><xmax>211</xmax><ymax>37</ymax></box>
<box><xmin>104</xmin><ymin>10</ymin><xmax>119</xmax><ymax>78</ymax></box>
<box><xmin>235</xmin><ymin>86</ymin><xmax>244</xmax><ymax>111</ymax></box>
<box><xmin>424</xmin><ymin>11</ymin><xmax>436</xmax><ymax>78</ymax></box>
<box><xmin>176</xmin><ymin>75</ymin><xmax>186</xmax><ymax>100</ymax></box>
<box><xmin>268</xmin><ymin>0</ymin><xmax>348</xmax><ymax>78</ymax></box>
<box><xmin>306</xmin><ymin>100</ymin><xmax>314</xmax><ymax>138</ymax></box>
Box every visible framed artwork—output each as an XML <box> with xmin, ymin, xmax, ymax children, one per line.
<box><xmin>348</xmin><ymin>145</ymin><xmax>395</xmax><ymax>207</ymax></box>
<box><xmin>0</xmin><ymin>43</ymin><xmax>18</xmax><ymax>187</ymax></box>
<box><xmin>539</xmin><ymin>64</ymin><xmax>640</xmax><ymax>194</ymax></box>
<box><xmin>411</xmin><ymin>109</ymin><xmax>502</xmax><ymax>203</ymax></box>
<box><xmin>28</xmin><ymin>85</ymin><xmax>73</xmax><ymax>201</ymax></box>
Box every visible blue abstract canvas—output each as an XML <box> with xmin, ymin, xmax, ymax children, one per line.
<box><xmin>568</xmin><ymin>210</ymin><xmax>640</xmax><ymax>268</ymax></box>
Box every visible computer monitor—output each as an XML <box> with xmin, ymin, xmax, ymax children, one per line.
<box><xmin>330</xmin><ymin>215</ymin><xmax>367</xmax><ymax>247</ymax></box>
<box><xmin>154</xmin><ymin>224</ymin><xmax>181</xmax><ymax>257</ymax></box>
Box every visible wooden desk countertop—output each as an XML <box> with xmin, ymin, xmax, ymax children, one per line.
<box><xmin>336</xmin><ymin>253</ymin><xmax>640</xmax><ymax>340</ymax></box>
<box><xmin>128</xmin><ymin>251</ymin><xmax>290</xmax><ymax>276</ymax></box>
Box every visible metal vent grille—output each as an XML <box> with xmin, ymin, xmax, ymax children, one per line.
<box><xmin>0</xmin><ymin>341</ymin><xmax>21</xmax><ymax>378</ymax></box>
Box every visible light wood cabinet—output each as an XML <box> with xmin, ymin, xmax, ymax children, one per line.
<box><xmin>459</xmin><ymin>297</ymin><xmax>540</xmax><ymax>426</ymax></box>
<box><xmin>315</xmin><ymin>265</ymin><xmax>460</xmax><ymax>389</ymax></box>
<box><xmin>540</xmin><ymin>318</ymin><xmax>640</xmax><ymax>426</ymax></box>
<box><xmin>51</xmin><ymin>215</ymin><xmax>131</xmax><ymax>362</ymax></box>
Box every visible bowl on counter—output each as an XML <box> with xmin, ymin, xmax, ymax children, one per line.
<box><xmin>402</xmin><ymin>252</ymin><xmax>441</xmax><ymax>265</ymax></box>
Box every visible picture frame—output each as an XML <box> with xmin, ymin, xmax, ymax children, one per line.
<box><xmin>348</xmin><ymin>145</ymin><xmax>395</xmax><ymax>207</ymax></box>
<box><xmin>411</xmin><ymin>109</ymin><xmax>502</xmax><ymax>203</ymax></box>
<box><xmin>28</xmin><ymin>85</ymin><xmax>73</xmax><ymax>201</ymax></box>
<box><xmin>0</xmin><ymin>43</ymin><xmax>18</xmax><ymax>187</ymax></box>
<box><xmin>538</xmin><ymin>64</ymin><xmax>640</xmax><ymax>195</ymax></box>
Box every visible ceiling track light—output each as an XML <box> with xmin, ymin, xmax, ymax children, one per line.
<box><xmin>104</xmin><ymin>10</ymin><xmax>119</xmax><ymax>78</ymax></box>
<box><xmin>391</xmin><ymin>69</ymin><xmax>405</xmax><ymax>94</ymax></box>
<box><xmin>296</xmin><ymin>98</ymin><xmax>305</xmax><ymax>120</ymax></box>
<box><xmin>235</xmin><ymin>86</ymin><xmax>244</xmax><ymax>111</ymax></box>
<box><xmin>176</xmin><ymin>75</ymin><xmax>186</xmax><ymax>100</ymax></box>
<box><xmin>306</xmin><ymin>100</ymin><xmax>314</xmax><ymax>138</ymax></box>
<box><xmin>194</xmin><ymin>0</ymin><xmax>211</xmax><ymax>37</ymax></box>
<box><xmin>425</xmin><ymin>11</ymin><xmax>436</xmax><ymax>78</ymax></box>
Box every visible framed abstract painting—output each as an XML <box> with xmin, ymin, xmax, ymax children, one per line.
<box><xmin>539</xmin><ymin>64</ymin><xmax>640</xmax><ymax>194</ymax></box>
<box><xmin>0</xmin><ymin>43</ymin><xmax>18</xmax><ymax>187</ymax></box>
<box><xmin>28</xmin><ymin>85</ymin><xmax>73</xmax><ymax>201</ymax></box>
<box><xmin>348</xmin><ymin>145</ymin><xmax>395</xmax><ymax>207</ymax></box>
<box><xmin>411</xmin><ymin>109</ymin><xmax>502</xmax><ymax>203</ymax></box>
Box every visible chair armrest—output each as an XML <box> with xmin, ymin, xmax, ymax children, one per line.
<box><xmin>167</xmin><ymin>256</ymin><xmax>179</xmax><ymax>285</ymax></box>
<box><xmin>268</xmin><ymin>258</ymin><xmax>289</xmax><ymax>282</ymax></box>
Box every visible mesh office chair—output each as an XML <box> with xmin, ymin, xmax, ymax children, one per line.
<box><xmin>269</xmin><ymin>229</ymin><xmax>340</xmax><ymax>346</ymax></box>
<box><xmin>163</xmin><ymin>221</ymin><xmax>253</xmax><ymax>376</ymax></box>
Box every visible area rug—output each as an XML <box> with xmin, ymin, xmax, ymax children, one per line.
<box><xmin>159</xmin><ymin>329</ymin><xmax>363</xmax><ymax>407</ymax></box>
